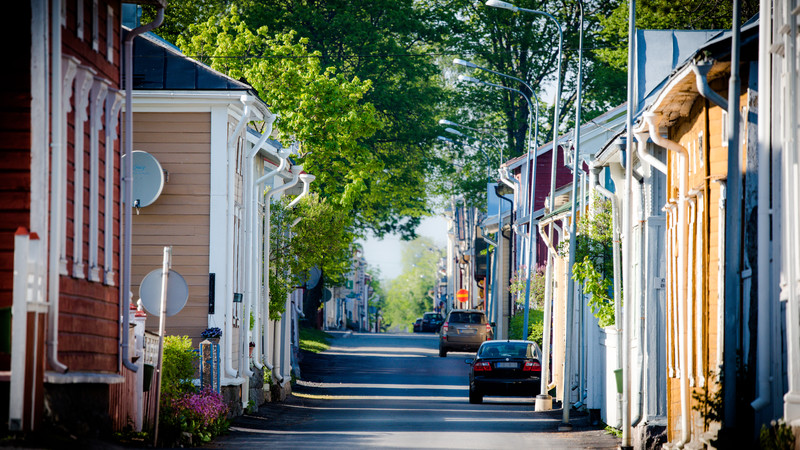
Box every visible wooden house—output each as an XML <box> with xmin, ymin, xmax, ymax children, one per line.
<box><xmin>1</xmin><ymin>0</ymin><xmax>166</xmax><ymax>434</ymax></box>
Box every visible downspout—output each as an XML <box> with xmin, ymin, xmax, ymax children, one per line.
<box><xmin>247</xmin><ymin>118</ymin><xmax>279</xmax><ymax>371</ymax></box>
<box><xmin>254</xmin><ymin>147</ymin><xmax>289</xmax><ymax>372</ymax></box>
<box><xmin>47</xmin><ymin>0</ymin><xmax>68</xmax><ymax>373</ymax></box>
<box><xmin>751</xmin><ymin>0</ymin><xmax>772</xmax><ymax>411</ymax></box>
<box><xmin>644</xmin><ymin>111</ymin><xmax>691</xmax><ymax>446</ymax></box>
<box><xmin>242</xmin><ymin>114</ymin><xmax>277</xmax><ymax>378</ymax></box>
<box><xmin>265</xmin><ymin>166</ymin><xmax>302</xmax><ymax>383</ymax></box>
<box><xmin>119</xmin><ymin>6</ymin><xmax>164</xmax><ymax>374</ymax></box>
<box><xmin>223</xmin><ymin>95</ymin><xmax>253</xmax><ymax>382</ymax></box>
<box><xmin>691</xmin><ymin>62</ymin><xmax>729</xmax><ymax>111</ymax></box>
<box><xmin>287</xmin><ymin>173</ymin><xmax>314</xmax><ymax>208</ymax></box>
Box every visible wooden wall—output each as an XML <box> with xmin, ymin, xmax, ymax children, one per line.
<box><xmin>131</xmin><ymin>112</ymin><xmax>211</xmax><ymax>344</ymax></box>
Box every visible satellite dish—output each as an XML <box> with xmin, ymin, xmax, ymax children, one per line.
<box><xmin>304</xmin><ymin>267</ymin><xmax>322</xmax><ymax>289</ymax></box>
<box><xmin>139</xmin><ymin>268</ymin><xmax>189</xmax><ymax>317</ymax></box>
<box><xmin>130</xmin><ymin>150</ymin><xmax>165</xmax><ymax>207</ymax></box>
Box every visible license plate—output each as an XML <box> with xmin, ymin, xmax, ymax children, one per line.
<box><xmin>496</xmin><ymin>362</ymin><xmax>518</xmax><ymax>369</ymax></box>
<box><xmin>459</xmin><ymin>329</ymin><xmax>476</xmax><ymax>335</ymax></box>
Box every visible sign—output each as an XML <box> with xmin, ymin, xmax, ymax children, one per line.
<box><xmin>456</xmin><ymin>289</ymin><xmax>468</xmax><ymax>302</ymax></box>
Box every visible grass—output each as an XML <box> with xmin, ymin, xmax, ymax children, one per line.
<box><xmin>604</xmin><ymin>425</ymin><xmax>622</xmax><ymax>438</ymax></box>
<box><xmin>299</xmin><ymin>326</ymin><xmax>333</xmax><ymax>353</ymax></box>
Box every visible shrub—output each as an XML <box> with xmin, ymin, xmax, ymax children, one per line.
<box><xmin>759</xmin><ymin>419</ymin><xmax>796</xmax><ymax>450</ymax></box>
<box><xmin>508</xmin><ymin>310</ymin><xmax>544</xmax><ymax>347</ymax></box>
<box><xmin>161</xmin><ymin>335</ymin><xmax>197</xmax><ymax>401</ymax></box>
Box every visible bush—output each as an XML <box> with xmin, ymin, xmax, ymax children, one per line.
<box><xmin>759</xmin><ymin>419</ymin><xmax>796</xmax><ymax>450</ymax></box>
<box><xmin>161</xmin><ymin>335</ymin><xmax>197</xmax><ymax>401</ymax></box>
<box><xmin>508</xmin><ymin>310</ymin><xmax>544</xmax><ymax>347</ymax></box>
<box><xmin>168</xmin><ymin>389</ymin><xmax>229</xmax><ymax>444</ymax></box>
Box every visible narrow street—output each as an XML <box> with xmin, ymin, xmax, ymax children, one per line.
<box><xmin>204</xmin><ymin>332</ymin><xmax>621</xmax><ymax>449</ymax></box>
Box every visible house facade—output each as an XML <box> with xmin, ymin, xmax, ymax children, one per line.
<box><xmin>2</xmin><ymin>0</ymin><xmax>166</xmax><ymax>434</ymax></box>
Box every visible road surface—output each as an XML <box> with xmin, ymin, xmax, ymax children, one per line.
<box><xmin>204</xmin><ymin>331</ymin><xmax>621</xmax><ymax>449</ymax></box>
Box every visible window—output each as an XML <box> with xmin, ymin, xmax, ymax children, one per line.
<box><xmin>106</xmin><ymin>6</ymin><xmax>114</xmax><ymax>63</ymax></box>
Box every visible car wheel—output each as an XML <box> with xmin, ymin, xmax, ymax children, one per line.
<box><xmin>439</xmin><ymin>347</ymin><xmax>447</xmax><ymax>357</ymax></box>
<box><xmin>469</xmin><ymin>387</ymin><xmax>483</xmax><ymax>404</ymax></box>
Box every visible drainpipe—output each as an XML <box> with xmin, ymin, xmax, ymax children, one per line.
<box><xmin>287</xmin><ymin>173</ymin><xmax>315</xmax><ymax>208</ymax></box>
<box><xmin>47</xmin><ymin>0</ymin><xmax>68</xmax><ymax>374</ymax></box>
<box><xmin>223</xmin><ymin>95</ymin><xmax>253</xmax><ymax>382</ymax></box>
<box><xmin>247</xmin><ymin>119</ymin><xmax>279</xmax><ymax>371</ymax></box>
<box><xmin>691</xmin><ymin>62</ymin><xmax>729</xmax><ymax>111</ymax></box>
<box><xmin>644</xmin><ymin>111</ymin><xmax>690</xmax><ymax>447</ymax></box>
<box><xmin>265</xmin><ymin>166</ymin><xmax>302</xmax><ymax>383</ymax></box>
<box><xmin>751</xmin><ymin>0</ymin><xmax>772</xmax><ymax>411</ymax></box>
<box><xmin>633</xmin><ymin>129</ymin><xmax>668</xmax><ymax>176</ymax></box>
<box><xmin>241</xmin><ymin>115</ymin><xmax>279</xmax><ymax>381</ymax></box>
<box><xmin>119</xmin><ymin>6</ymin><xmax>164</xmax><ymax>374</ymax></box>
<box><xmin>253</xmin><ymin>148</ymin><xmax>289</xmax><ymax>372</ymax></box>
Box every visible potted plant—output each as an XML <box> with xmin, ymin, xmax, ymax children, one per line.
<box><xmin>201</xmin><ymin>327</ymin><xmax>222</xmax><ymax>344</ymax></box>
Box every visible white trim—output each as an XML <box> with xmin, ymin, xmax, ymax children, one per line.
<box><xmin>44</xmin><ymin>372</ymin><xmax>124</xmax><ymax>384</ymax></box>
<box><xmin>60</xmin><ymin>56</ymin><xmax>80</xmax><ymax>275</ymax></box>
<box><xmin>104</xmin><ymin>89</ymin><xmax>123</xmax><ymax>285</ymax></box>
<box><xmin>88</xmin><ymin>77</ymin><xmax>109</xmax><ymax>282</ymax></box>
<box><xmin>72</xmin><ymin>65</ymin><xmax>97</xmax><ymax>279</ymax></box>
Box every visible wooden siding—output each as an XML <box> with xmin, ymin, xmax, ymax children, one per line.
<box><xmin>131</xmin><ymin>112</ymin><xmax>211</xmax><ymax>344</ymax></box>
<box><xmin>663</xmin><ymin>87</ymin><xmax>750</xmax><ymax>443</ymax></box>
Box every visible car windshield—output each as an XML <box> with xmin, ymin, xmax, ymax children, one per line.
<box><xmin>448</xmin><ymin>312</ymin><xmax>485</xmax><ymax>324</ymax></box>
<box><xmin>478</xmin><ymin>342</ymin><xmax>535</xmax><ymax>359</ymax></box>
<box><xmin>423</xmin><ymin>313</ymin><xmax>441</xmax><ymax>320</ymax></box>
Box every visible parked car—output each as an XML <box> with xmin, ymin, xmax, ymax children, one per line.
<box><xmin>465</xmin><ymin>340</ymin><xmax>542</xmax><ymax>404</ymax></box>
<box><xmin>438</xmin><ymin>309</ymin><xmax>493</xmax><ymax>357</ymax></box>
<box><xmin>412</xmin><ymin>318</ymin><xmax>422</xmax><ymax>333</ymax></box>
<box><xmin>421</xmin><ymin>312</ymin><xmax>444</xmax><ymax>332</ymax></box>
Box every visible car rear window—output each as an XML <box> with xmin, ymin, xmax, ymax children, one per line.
<box><xmin>448</xmin><ymin>312</ymin><xmax>485</xmax><ymax>324</ymax></box>
<box><xmin>479</xmin><ymin>342</ymin><xmax>534</xmax><ymax>358</ymax></box>
<box><xmin>423</xmin><ymin>313</ymin><xmax>442</xmax><ymax>320</ymax></box>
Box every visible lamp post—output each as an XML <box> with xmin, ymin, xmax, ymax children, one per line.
<box><xmin>486</xmin><ymin>0</ymin><xmax>582</xmax><ymax>426</ymax></box>
<box><xmin>457</xmin><ymin>73</ymin><xmax>541</xmax><ymax>342</ymax></box>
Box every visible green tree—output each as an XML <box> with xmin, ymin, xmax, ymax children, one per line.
<box><xmin>596</xmin><ymin>0</ymin><xmax>760</xmax><ymax>71</ymax></box>
<box><xmin>269</xmin><ymin>194</ymin><xmax>355</xmax><ymax>320</ymax></box>
<box><xmin>378</xmin><ymin>237</ymin><xmax>443</xmax><ymax>331</ymax></box>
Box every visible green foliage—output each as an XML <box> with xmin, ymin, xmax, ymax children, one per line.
<box><xmin>161</xmin><ymin>336</ymin><xmax>198</xmax><ymax>401</ymax></box>
<box><xmin>759</xmin><ymin>419</ymin><xmax>797</xmax><ymax>450</ymax></box>
<box><xmin>596</xmin><ymin>0</ymin><xmax>760</xmax><ymax>72</ymax></box>
<box><xmin>168</xmin><ymin>2</ymin><xmax>442</xmax><ymax>240</ymax></box>
<box><xmin>509</xmin><ymin>265</ymin><xmax>546</xmax><ymax>310</ymax></box>
<box><xmin>299</xmin><ymin>326</ymin><xmax>333</xmax><ymax>353</ymax></box>
<box><xmin>377</xmin><ymin>238</ymin><xmax>443</xmax><ymax>330</ymax></box>
<box><xmin>161</xmin><ymin>389</ymin><xmax>230</xmax><ymax>446</ymax></box>
<box><xmin>561</xmin><ymin>194</ymin><xmax>616</xmax><ymax>327</ymax></box>
<box><xmin>508</xmin><ymin>309</ymin><xmax>544</xmax><ymax>346</ymax></box>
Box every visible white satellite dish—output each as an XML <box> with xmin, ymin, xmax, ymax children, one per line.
<box><xmin>130</xmin><ymin>150</ymin><xmax>165</xmax><ymax>207</ymax></box>
<box><xmin>139</xmin><ymin>268</ymin><xmax>189</xmax><ymax>317</ymax></box>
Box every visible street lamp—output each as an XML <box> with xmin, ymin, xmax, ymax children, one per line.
<box><xmin>457</xmin><ymin>72</ymin><xmax>541</xmax><ymax>343</ymax></box>
<box><xmin>486</xmin><ymin>0</ymin><xmax>583</xmax><ymax>428</ymax></box>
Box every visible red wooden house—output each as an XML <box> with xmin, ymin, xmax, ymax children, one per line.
<box><xmin>1</xmin><ymin>0</ymin><xmax>165</xmax><ymax>435</ymax></box>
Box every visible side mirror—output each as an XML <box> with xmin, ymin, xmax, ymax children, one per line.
<box><xmin>464</xmin><ymin>358</ymin><xmax>473</xmax><ymax>365</ymax></box>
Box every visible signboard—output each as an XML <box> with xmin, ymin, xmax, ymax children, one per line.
<box><xmin>456</xmin><ymin>289</ymin><xmax>468</xmax><ymax>303</ymax></box>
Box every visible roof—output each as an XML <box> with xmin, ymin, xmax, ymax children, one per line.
<box><xmin>129</xmin><ymin>27</ymin><xmax>257</xmax><ymax>93</ymax></box>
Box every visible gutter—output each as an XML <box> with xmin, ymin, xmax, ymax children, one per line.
<box><xmin>223</xmin><ymin>95</ymin><xmax>254</xmax><ymax>383</ymax></box>
<box><xmin>119</xmin><ymin>5</ymin><xmax>164</xmax><ymax>374</ymax></box>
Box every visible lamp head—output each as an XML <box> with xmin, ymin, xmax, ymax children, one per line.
<box><xmin>439</xmin><ymin>119</ymin><xmax>456</xmax><ymax>126</ymax></box>
<box><xmin>485</xmin><ymin>0</ymin><xmax>519</xmax><ymax>11</ymax></box>
<box><xmin>458</xmin><ymin>75</ymin><xmax>481</xmax><ymax>84</ymax></box>
<box><xmin>437</xmin><ymin>136</ymin><xmax>454</xmax><ymax>144</ymax></box>
<box><xmin>453</xmin><ymin>58</ymin><xmax>478</xmax><ymax>69</ymax></box>
<box><xmin>444</xmin><ymin>128</ymin><xmax>464</xmax><ymax>137</ymax></box>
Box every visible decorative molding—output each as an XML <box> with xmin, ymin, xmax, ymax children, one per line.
<box><xmin>88</xmin><ymin>76</ymin><xmax>109</xmax><ymax>282</ymax></box>
<box><xmin>71</xmin><ymin>64</ymin><xmax>96</xmax><ymax>279</ymax></box>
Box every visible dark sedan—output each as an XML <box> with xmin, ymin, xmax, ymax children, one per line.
<box><xmin>465</xmin><ymin>340</ymin><xmax>542</xmax><ymax>404</ymax></box>
<box><xmin>420</xmin><ymin>312</ymin><xmax>444</xmax><ymax>332</ymax></box>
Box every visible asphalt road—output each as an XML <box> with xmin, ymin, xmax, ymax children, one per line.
<box><xmin>204</xmin><ymin>331</ymin><xmax>621</xmax><ymax>449</ymax></box>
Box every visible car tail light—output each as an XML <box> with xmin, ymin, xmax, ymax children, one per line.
<box><xmin>473</xmin><ymin>361</ymin><xmax>492</xmax><ymax>372</ymax></box>
<box><xmin>442</xmin><ymin>322</ymin><xmax>448</xmax><ymax>333</ymax></box>
<box><xmin>523</xmin><ymin>360</ymin><xmax>542</xmax><ymax>372</ymax></box>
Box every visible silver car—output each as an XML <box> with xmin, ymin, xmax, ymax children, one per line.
<box><xmin>438</xmin><ymin>309</ymin><xmax>493</xmax><ymax>357</ymax></box>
